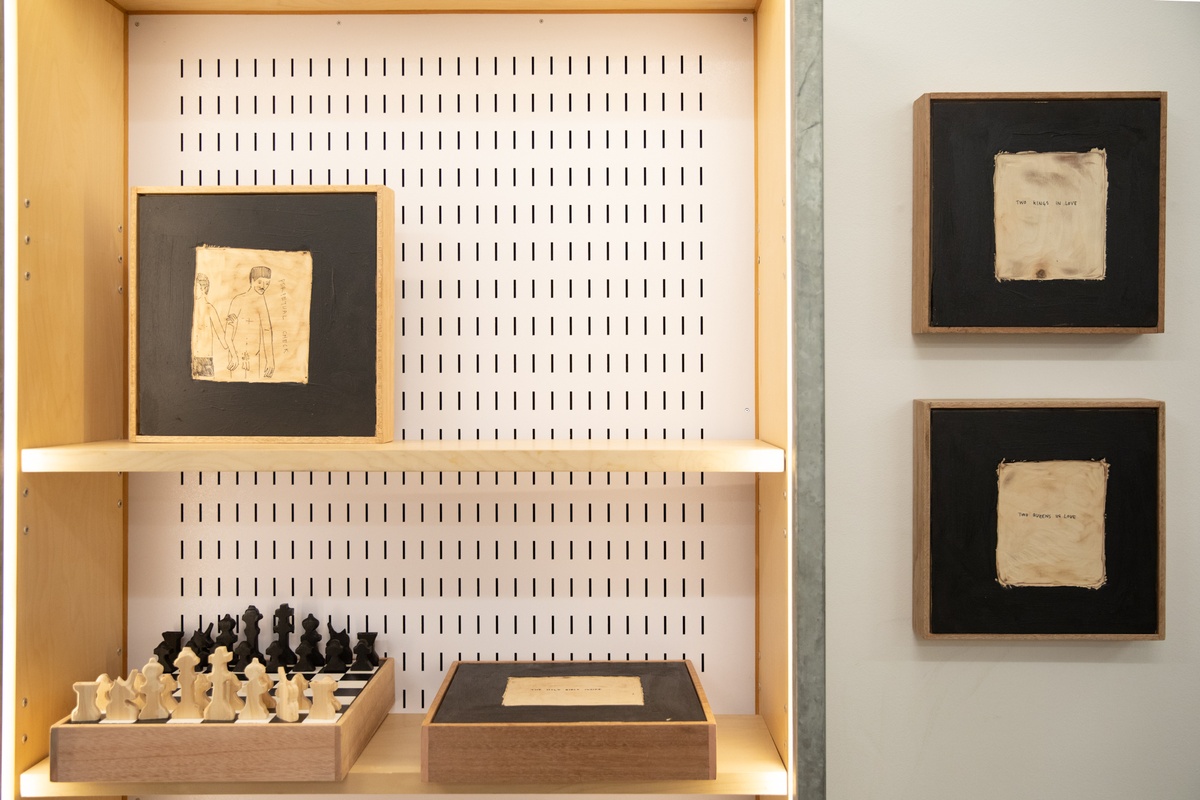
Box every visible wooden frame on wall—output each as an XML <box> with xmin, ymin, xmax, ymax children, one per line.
<box><xmin>913</xmin><ymin>92</ymin><xmax>1166</xmax><ymax>334</ymax></box>
<box><xmin>129</xmin><ymin>186</ymin><xmax>395</xmax><ymax>442</ymax></box>
<box><xmin>913</xmin><ymin>399</ymin><xmax>1165</xmax><ymax>640</ymax></box>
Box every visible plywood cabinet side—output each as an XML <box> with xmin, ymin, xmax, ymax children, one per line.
<box><xmin>4</xmin><ymin>0</ymin><xmax>128</xmax><ymax>793</ymax></box>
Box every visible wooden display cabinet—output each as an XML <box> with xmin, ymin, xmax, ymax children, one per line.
<box><xmin>3</xmin><ymin>0</ymin><xmax>795</xmax><ymax>796</ymax></box>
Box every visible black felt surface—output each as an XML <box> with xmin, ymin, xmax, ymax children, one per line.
<box><xmin>431</xmin><ymin>662</ymin><xmax>707</xmax><ymax>723</ymax></box>
<box><xmin>927</xmin><ymin>406</ymin><xmax>1161</xmax><ymax>635</ymax></box>
<box><xmin>135</xmin><ymin>191</ymin><xmax>381</xmax><ymax>437</ymax></box>
<box><xmin>927</xmin><ymin>97</ymin><xmax>1162</xmax><ymax>329</ymax></box>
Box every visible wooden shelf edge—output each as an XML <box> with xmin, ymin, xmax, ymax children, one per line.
<box><xmin>21</xmin><ymin>713</ymin><xmax>787</xmax><ymax>796</ymax></box>
<box><xmin>20</xmin><ymin>439</ymin><xmax>785</xmax><ymax>474</ymax></box>
<box><xmin>113</xmin><ymin>0</ymin><xmax>760</xmax><ymax>14</ymax></box>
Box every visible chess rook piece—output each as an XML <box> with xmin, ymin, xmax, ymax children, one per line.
<box><xmin>139</xmin><ymin>657</ymin><xmax>170</xmax><ymax>720</ymax></box>
<box><xmin>272</xmin><ymin>603</ymin><xmax>297</xmax><ymax>667</ymax></box>
<box><xmin>71</xmin><ymin>682</ymin><xmax>102</xmax><ymax>722</ymax></box>
<box><xmin>172</xmin><ymin>647</ymin><xmax>204</xmax><ymax>720</ymax></box>
<box><xmin>323</xmin><ymin>637</ymin><xmax>348</xmax><ymax>672</ymax></box>
<box><xmin>153</xmin><ymin>630</ymin><xmax>184</xmax><ymax>675</ymax></box>
<box><xmin>308</xmin><ymin>676</ymin><xmax>342</xmax><ymax>721</ymax></box>
<box><xmin>214</xmin><ymin>614</ymin><xmax>238</xmax><ymax>650</ymax></box>
<box><xmin>300</xmin><ymin>614</ymin><xmax>325</xmax><ymax>668</ymax></box>
<box><xmin>239</xmin><ymin>660</ymin><xmax>272</xmax><ymax>721</ymax></box>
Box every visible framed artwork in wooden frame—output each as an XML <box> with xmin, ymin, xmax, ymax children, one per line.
<box><xmin>129</xmin><ymin>185</ymin><xmax>395</xmax><ymax>442</ymax></box>
<box><xmin>913</xmin><ymin>92</ymin><xmax>1166</xmax><ymax>333</ymax></box>
<box><xmin>913</xmin><ymin>399</ymin><xmax>1164</xmax><ymax>640</ymax></box>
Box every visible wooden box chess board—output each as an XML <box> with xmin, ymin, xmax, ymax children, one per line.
<box><xmin>421</xmin><ymin>660</ymin><xmax>716</xmax><ymax>783</ymax></box>
<box><xmin>50</xmin><ymin>658</ymin><xmax>393</xmax><ymax>782</ymax></box>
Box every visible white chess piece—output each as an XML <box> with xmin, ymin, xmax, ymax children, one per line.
<box><xmin>138</xmin><ymin>657</ymin><xmax>170</xmax><ymax>720</ymax></box>
<box><xmin>308</xmin><ymin>676</ymin><xmax>342</xmax><ymax>721</ymax></box>
<box><xmin>105</xmin><ymin>670</ymin><xmax>141</xmax><ymax>722</ymax></box>
<box><xmin>239</xmin><ymin>660</ymin><xmax>271</xmax><ymax>721</ymax></box>
<box><xmin>273</xmin><ymin>668</ymin><xmax>300</xmax><ymax>722</ymax></box>
<box><xmin>172</xmin><ymin>647</ymin><xmax>204</xmax><ymax>720</ymax></box>
<box><xmin>70</xmin><ymin>681</ymin><xmax>102</xmax><ymax>722</ymax></box>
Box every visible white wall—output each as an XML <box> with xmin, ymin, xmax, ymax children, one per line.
<box><xmin>825</xmin><ymin>1</ymin><xmax>1200</xmax><ymax>797</ymax></box>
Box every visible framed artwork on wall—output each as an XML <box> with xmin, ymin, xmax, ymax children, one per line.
<box><xmin>913</xmin><ymin>399</ymin><xmax>1164</xmax><ymax>639</ymax></box>
<box><xmin>129</xmin><ymin>186</ymin><xmax>395</xmax><ymax>442</ymax></box>
<box><xmin>913</xmin><ymin>92</ymin><xmax>1166</xmax><ymax>333</ymax></box>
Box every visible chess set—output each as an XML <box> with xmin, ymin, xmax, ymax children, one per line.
<box><xmin>50</xmin><ymin>604</ymin><xmax>395</xmax><ymax>783</ymax></box>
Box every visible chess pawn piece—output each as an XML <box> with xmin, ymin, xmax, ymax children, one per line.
<box><xmin>139</xmin><ymin>657</ymin><xmax>170</xmax><ymax>720</ymax></box>
<box><xmin>351</xmin><ymin>635</ymin><xmax>375</xmax><ymax>672</ymax></box>
<box><xmin>172</xmin><ymin>646</ymin><xmax>204</xmax><ymax>720</ymax></box>
<box><xmin>358</xmin><ymin>632</ymin><xmax>380</xmax><ymax>667</ymax></box>
<box><xmin>308</xmin><ymin>676</ymin><xmax>342</xmax><ymax>721</ymax></box>
<box><xmin>214</xmin><ymin>614</ymin><xmax>238</xmax><ymax>650</ymax></box>
<box><xmin>294</xmin><ymin>641</ymin><xmax>316</xmax><ymax>672</ymax></box>
<box><xmin>94</xmin><ymin>673</ymin><xmax>114</xmax><ymax>714</ymax></box>
<box><xmin>232</xmin><ymin>639</ymin><xmax>255</xmax><ymax>672</ymax></box>
<box><xmin>153</xmin><ymin>630</ymin><xmax>184</xmax><ymax>675</ymax></box>
<box><xmin>324</xmin><ymin>638</ymin><xmax>348</xmax><ymax>672</ymax></box>
<box><xmin>106</xmin><ymin>670</ymin><xmax>142</xmax><ymax>722</ymax></box>
<box><xmin>71</xmin><ymin>682</ymin><xmax>102</xmax><ymax>722</ymax></box>
<box><xmin>264</xmin><ymin>640</ymin><xmax>286</xmax><ymax>672</ymax></box>
<box><xmin>300</xmin><ymin>614</ymin><xmax>325</xmax><ymax>668</ymax></box>
<box><xmin>239</xmin><ymin>660</ymin><xmax>272</xmax><ymax>721</ymax></box>
<box><xmin>273</xmin><ymin>668</ymin><xmax>300</xmax><ymax>722</ymax></box>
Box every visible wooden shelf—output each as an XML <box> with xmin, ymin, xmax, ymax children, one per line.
<box><xmin>20</xmin><ymin>438</ymin><xmax>785</xmax><ymax>474</ymax></box>
<box><xmin>114</xmin><ymin>0</ymin><xmax>760</xmax><ymax>13</ymax></box>
<box><xmin>20</xmin><ymin>713</ymin><xmax>787</xmax><ymax>797</ymax></box>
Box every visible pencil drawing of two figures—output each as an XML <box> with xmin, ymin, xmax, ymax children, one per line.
<box><xmin>190</xmin><ymin>246</ymin><xmax>313</xmax><ymax>385</ymax></box>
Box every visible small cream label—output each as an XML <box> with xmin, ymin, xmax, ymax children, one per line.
<box><xmin>501</xmin><ymin>675</ymin><xmax>645</xmax><ymax>707</ymax></box>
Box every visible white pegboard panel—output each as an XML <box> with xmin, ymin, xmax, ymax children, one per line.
<box><xmin>126</xmin><ymin>13</ymin><xmax>758</xmax><ymax>718</ymax></box>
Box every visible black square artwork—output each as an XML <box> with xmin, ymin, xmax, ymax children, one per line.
<box><xmin>132</xmin><ymin>189</ymin><xmax>391</xmax><ymax>440</ymax></box>
<box><xmin>917</xmin><ymin>94</ymin><xmax>1164</xmax><ymax>332</ymax></box>
<box><xmin>918</xmin><ymin>402</ymin><xmax>1163</xmax><ymax>638</ymax></box>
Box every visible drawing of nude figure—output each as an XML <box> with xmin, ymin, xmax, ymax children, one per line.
<box><xmin>192</xmin><ymin>245</ymin><xmax>312</xmax><ymax>385</ymax></box>
<box><xmin>225</xmin><ymin>265</ymin><xmax>276</xmax><ymax>379</ymax></box>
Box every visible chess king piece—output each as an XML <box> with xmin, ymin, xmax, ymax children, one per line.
<box><xmin>70</xmin><ymin>681</ymin><xmax>102</xmax><ymax>722</ymax></box>
<box><xmin>272</xmin><ymin>603</ymin><xmax>297</xmax><ymax>667</ymax></box>
<box><xmin>172</xmin><ymin>646</ymin><xmax>204</xmax><ymax>720</ymax></box>
<box><xmin>138</xmin><ymin>657</ymin><xmax>171</xmax><ymax>720</ymax></box>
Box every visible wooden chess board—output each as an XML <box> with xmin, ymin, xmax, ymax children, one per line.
<box><xmin>50</xmin><ymin>658</ymin><xmax>393</xmax><ymax>782</ymax></box>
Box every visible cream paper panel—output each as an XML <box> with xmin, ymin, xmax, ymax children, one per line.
<box><xmin>127</xmin><ymin>12</ymin><xmax>757</xmax><ymax>720</ymax></box>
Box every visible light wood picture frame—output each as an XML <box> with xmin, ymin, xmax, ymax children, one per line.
<box><xmin>129</xmin><ymin>186</ymin><xmax>395</xmax><ymax>442</ymax></box>
<box><xmin>914</xmin><ymin>399</ymin><xmax>1165</xmax><ymax>640</ymax></box>
<box><xmin>913</xmin><ymin>92</ymin><xmax>1166</xmax><ymax>333</ymax></box>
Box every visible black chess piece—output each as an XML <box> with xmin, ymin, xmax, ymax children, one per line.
<box><xmin>324</xmin><ymin>638</ymin><xmax>348</xmax><ymax>672</ymax></box>
<box><xmin>153</xmin><ymin>630</ymin><xmax>184</xmax><ymax>674</ymax></box>
<box><xmin>271</xmin><ymin>603</ymin><xmax>297</xmax><ymax>667</ymax></box>
<box><xmin>294</xmin><ymin>640</ymin><xmax>316</xmax><ymax>672</ymax></box>
<box><xmin>187</xmin><ymin>622</ymin><xmax>215</xmax><ymax>667</ymax></box>
<box><xmin>300</xmin><ymin>614</ymin><xmax>325</xmax><ymax>668</ymax></box>
<box><xmin>232</xmin><ymin>640</ymin><xmax>255</xmax><ymax>672</ymax></box>
<box><xmin>327</xmin><ymin>623</ymin><xmax>351</xmax><ymax>657</ymax></box>
<box><xmin>214</xmin><ymin>614</ymin><xmax>238</xmax><ymax>650</ymax></box>
<box><xmin>241</xmin><ymin>605</ymin><xmax>265</xmax><ymax>664</ymax></box>
<box><xmin>265</xmin><ymin>640</ymin><xmax>286</xmax><ymax>672</ymax></box>
<box><xmin>351</xmin><ymin>637</ymin><xmax>374</xmax><ymax>672</ymax></box>
<box><xmin>353</xmin><ymin>632</ymin><xmax>380</xmax><ymax>669</ymax></box>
